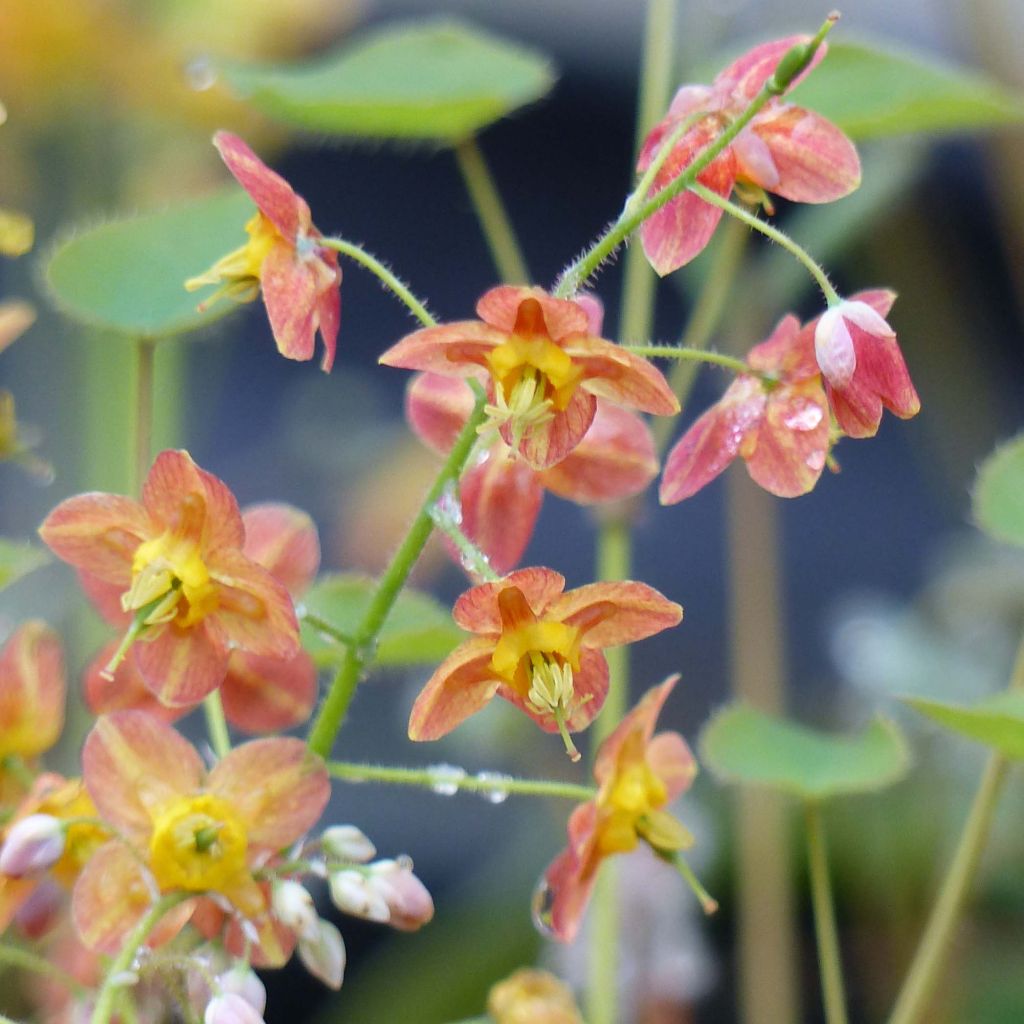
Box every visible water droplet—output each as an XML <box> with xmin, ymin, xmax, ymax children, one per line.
<box><xmin>805</xmin><ymin>450</ymin><xmax>826</xmax><ymax>471</ymax></box>
<box><xmin>184</xmin><ymin>56</ymin><xmax>218</xmax><ymax>92</ymax></box>
<box><xmin>783</xmin><ymin>402</ymin><xmax>824</xmax><ymax>432</ymax></box>
<box><xmin>474</xmin><ymin>771</ymin><xmax>512</xmax><ymax>804</ymax></box>
<box><xmin>530</xmin><ymin>876</ymin><xmax>557</xmax><ymax>939</ymax></box>
<box><xmin>427</xmin><ymin>763</ymin><xmax>466</xmax><ymax>796</ymax></box>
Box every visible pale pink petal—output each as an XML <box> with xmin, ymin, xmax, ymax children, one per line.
<box><xmin>476</xmin><ymin>286</ymin><xmax>588</xmax><ymax>340</ymax></box>
<box><xmin>242</xmin><ymin>503</ymin><xmax>320</xmax><ymax>596</ymax></box>
<box><xmin>667</xmin><ymin>84</ymin><xmax>715</xmax><ymax>118</ymax></box>
<box><xmin>747</xmin><ymin>313</ymin><xmax>817</xmax><ymax>379</ymax></box>
<box><xmin>815</xmin><ymin>306</ymin><xmax>857</xmax><ymax>386</ymax></box>
<box><xmin>261</xmin><ymin>241</ymin><xmax>318</xmax><ymax>363</ymax></box>
<box><xmin>379</xmin><ymin>321</ymin><xmax>505</xmax><ymax>376</ymax></box>
<box><xmin>406</xmin><ymin>373</ymin><xmax>475</xmax><ymax>454</ymax></box>
<box><xmin>132</xmin><ymin>624</ymin><xmax>231</xmax><ymax>707</ymax></box>
<box><xmin>646</xmin><ymin>732</ymin><xmax>697</xmax><ymax>802</ymax></box>
<box><xmin>595</xmin><ymin>676</ymin><xmax>680</xmax><ymax>784</ymax></box>
<box><xmin>452</xmin><ymin>567</ymin><xmax>566</xmax><ymax>634</ymax></box>
<box><xmin>731</xmin><ymin>128</ymin><xmax>779</xmax><ymax>191</ymax></box>
<box><xmin>220</xmin><ymin>650</ymin><xmax>318</xmax><ymax>734</ymax></box>
<box><xmin>547</xmin><ymin>581</ymin><xmax>682</xmax><ymax>649</ymax></box>
<box><xmin>509</xmin><ymin>387</ymin><xmax>596</xmax><ymax>470</ymax></box>
<box><xmin>574</xmin><ymin>293</ymin><xmax>604</xmax><ymax>335</ymax></box>
<box><xmin>407</xmin><ymin>638</ymin><xmax>500</xmax><ymax>740</ymax></box>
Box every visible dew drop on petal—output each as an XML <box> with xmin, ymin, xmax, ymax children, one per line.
<box><xmin>783</xmin><ymin>402</ymin><xmax>824</xmax><ymax>432</ymax></box>
<box><xmin>427</xmin><ymin>763</ymin><xmax>466</xmax><ymax>796</ymax></box>
<box><xmin>474</xmin><ymin>771</ymin><xmax>512</xmax><ymax>804</ymax></box>
<box><xmin>184</xmin><ymin>55</ymin><xmax>218</xmax><ymax>92</ymax></box>
<box><xmin>530</xmin><ymin>877</ymin><xmax>557</xmax><ymax>940</ymax></box>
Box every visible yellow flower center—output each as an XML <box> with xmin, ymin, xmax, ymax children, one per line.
<box><xmin>490</xmin><ymin>618</ymin><xmax>582</xmax><ymax>705</ymax></box>
<box><xmin>184</xmin><ymin>212</ymin><xmax>280</xmax><ymax>306</ymax></box>
<box><xmin>598</xmin><ymin>759</ymin><xmax>669</xmax><ymax>855</ymax></box>
<box><xmin>149</xmin><ymin>793</ymin><xmax>248</xmax><ymax>894</ymax></box>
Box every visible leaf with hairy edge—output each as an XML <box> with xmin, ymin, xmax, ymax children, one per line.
<box><xmin>905</xmin><ymin>692</ymin><xmax>1024</xmax><ymax>760</ymax></box>
<box><xmin>0</xmin><ymin>541</ymin><xmax>49</xmax><ymax>591</ymax></box>
<box><xmin>973</xmin><ymin>434</ymin><xmax>1024</xmax><ymax>548</ymax></box>
<box><xmin>218</xmin><ymin>19</ymin><xmax>555</xmax><ymax>143</ymax></box>
<box><xmin>700</xmin><ymin>703</ymin><xmax>910</xmax><ymax>801</ymax></box>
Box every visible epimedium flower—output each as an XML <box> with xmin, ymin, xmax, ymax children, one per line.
<box><xmin>540</xmin><ymin>677</ymin><xmax>697</xmax><ymax>943</ymax></box>
<box><xmin>39</xmin><ymin>449</ymin><xmax>300</xmax><ymax>707</ymax></box>
<box><xmin>637</xmin><ymin>36</ymin><xmax>861</xmax><ymax>274</ymax></box>
<box><xmin>186</xmin><ymin>131</ymin><xmax>341</xmax><ymax>372</ymax></box>
<box><xmin>408</xmin><ymin>567</ymin><xmax>683</xmax><ymax>760</ymax></box>
<box><xmin>813</xmin><ymin>291</ymin><xmax>920</xmax><ymax>438</ymax></box>
<box><xmin>73</xmin><ymin>711</ymin><xmax>330</xmax><ymax>962</ymax></box>
<box><xmin>487</xmin><ymin>968</ymin><xmax>584</xmax><ymax>1024</ymax></box>
<box><xmin>408</xmin><ymin>372</ymin><xmax>659</xmax><ymax>575</ymax></box>
<box><xmin>380</xmin><ymin>285</ymin><xmax>678</xmax><ymax>470</ymax></box>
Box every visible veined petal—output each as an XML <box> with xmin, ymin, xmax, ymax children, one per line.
<box><xmin>83</xmin><ymin>641</ymin><xmax>190</xmax><ymax>723</ymax></box>
<box><xmin>220</xmin><ymin>650</ymin><xmax>318</xmax><ymax>734</ymax></box>
<box><xmin>78</xmin><ymin>571</ymin><xmax>131</xmax><ymax>626</ymax></box>
<box><xmin>753</xmin><ymin>105</ymin><xmax>861</xmax><ymax>203</ymax></box>
<box><xmin>261</xmin><ymin>241</ymin><xmax>318</xmax><ymax>364</ymax></box>
<box><xmin>718</xmin><ymin>36</ymin><xmax>824</xmax><ymax>100</ymax></box>
<box><xmin>405</xmin><ymin>373</ymin><xmax>474</xmax><ymax>454</ymax></box>
<box><xmin>566</xmin><ymin>337</ymin><xmax>678</xmax><ymax>416</ymax></box>
<box><xmin>829</xmin><ymin>338</ymin><xmax>919</xmax><ymax>439</ymax></box>
<box><xmin>595</xmin><ymin>676</ymin><xmax>679</xmax><ymax>786</ymax></box>
<box><xmin>314</xmin><ymin>261</ymin><xmax>342</xmax><ymax>374</ymax></box>
<box><xmin>242</xmin><ymin>503</ymin><xmax>320</xmax><ymax>596</ymax></box>
<box><xmin>545</xmin><ymin>801</ymin><xmax>600</xmax><ymax>943</ymax></box>
<box><xmin>83</xmin><ymin>712</ymin><xmax>204</xmax><ymax>838</ymax></box>
<box><xmin>747</xmin><ymin>313</ymin><xmax>817</xmax><ymax>379</ymax></box>
<box><xmin>209</xmin><ymin>738</ymin><xmax>328</xmax><ymax>849</ymax></box>
<box><xmin>0</xmin><ymin>621</ymin><xmax>64</xmax><ymax>760</ymax></box>
<box><xmin>500</xmin><ymin>646</ymin><xmax>609</xmax><ymax>733</ymax></box>
<box><xmin>667</xmin><ymin>84</ymin><xmax>715</xmax><ymax>119</ymax></box>
<box><xmin>407</xmin><ymin>638</ymin><xmax>499</xmax><ymax>741</ymax></box>
<box><xmin>476</xmin><ymin>286</ymin><xmax>589</xmax><ymax>340</ymax></box>
<box><xmin>379</xmin><ymin>321</ymin><xmax>506</xmax><ymax>375</ymax></box>
<box><xmin>548</xmin><ymin>581</ymin><xmax>682</xmax><ymax>649</ymax></box>
<box><xmin>38</xmin><ymin>494</ymin><xmax>150</xmax><ymax>585</ymax></box>
<box><xmin>133</xmin><ymin>624</ymin><xmax>230</xmax><ymax>706</ymax></box>
<box><xmin>509</xmin><ymin>387</ymin><xmax>596</xmax><ymax>471</ymax></box>
<box><xmin>452</xmin><ymin>567</ymin><xmax>566</xmax><ymax>634</ymax></box>
<box><xmin>659</xmin><ymin>377</ymin><xmax>765</xmax><ymax>504</ymax></box>
<box><xmin>646</xmin><ymin>732</ymin><xmax>697</xmax><ymax>803</ymax></box>
<box><xmin>214</xmin><ymin>132</ymin><xmax>309</xmax><ymax>241</ymax></box>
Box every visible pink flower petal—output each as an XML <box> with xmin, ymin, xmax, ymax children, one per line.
<box><xmin>405</xmin><ymin>373</ymin><xmax>474</xmax><ymax>454</ymax></box>
<box><xmin>594</xmin><ymin>676</ymin><xmax>679</xmax><ymax>786</ymax></box>
<box><xmin>646</xmin><ymin>731</ymin><xmax>697</xmax><ymax>802</ymax></box>
<box><xmin>132</xmin><ymin>623</ymin><xmax>231</xmax><ymax>707</ymax></box>
<box><xmin>747</xmin><ymin>313</ymin><xmax>817</xmax><ymax>379</ymax></box>
<box><xmin>242</xmin><ymin>503</ymin><xmax>320</xmax><ymax>596</ymax></box>
<box><xmin>814</xmin><ymin>306</ymin><xmax>858</xmax><ymax>387</ymax></box>
<box><xmin>476</xmin><ymin>286</ymin><xmax>588</xmax><ymax>340</ymax></box>
<box><xmin>407</xmin><ymin>638</ymin><xmax>500</xmax><ymax>741</ymax></box>
<box><xmin>83</xmin><ymin>641</ymin><xmax>190</xmax><ymax>723</ymax></box>
<box><xmin>565</xmin><ymin>337</ymin><xmax>679</xmax><ymax>416</ymax></box>
<box><xmin>547</xmin><ymin>581</ymin><xmax>682</xmax><ymax>650</ymax></box>
<box><xmin>545</xmin><ymin>801</ymin><xmax>600</xmax><ymax>943</ymax></box>
<box><xmin>220</xmin><ymin>650</ymin><xmax>318</xmax><ymax>734</ymax></box>
<box><xmin>717</xmin><ymin>36</ymin><xmax>825</xmax><ymax>100</ymax></box>
<box><xmin>452</xmin><ymin>567</ymin><xmax>566</xmax><ymax>634</ymax></box>
<box><xmin>260</xmin><ymin>241</ymin><xmax>318</xmax><ymax>364</ymax></box>
<box><xmin>78</xmin><ymin>571</ymin><xmax>131</xmax><ymax>626</ymax></box>
<box><xmin>509</xmin><ymin>387</ymin><xmax>596</xmax><ymax>470</ymax></box>
<box><xmin>315</xmin><ymin>264</ymin><xmax>341</xmax><ymax>373</ymax></box>
<box><xmin>379</xmin><ymin>321</ymin><xmax>505</xmax><ymax>376</ymax></box>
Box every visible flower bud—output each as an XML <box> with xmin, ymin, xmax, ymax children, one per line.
<box><xmin>328</xmin><ymin>869</ymin><xmax>390</xmax><ymax>923</ymax></box>
<box><xmin>216</xmin><ymin>967</ymin><xmax>266</xmax><ymax>1016</ymax></box>
<box><xmin>271</xmin><ymin>880</ymin><xmax>319</xmax><ymax>942</ymax></box>
<box><xmin>0</xmin><ymin>814</ymin><xmax>65</xmax><ymax>877</ymax></box>
<box><xmin>298</xmin><ymin>918</ymin><xmax>346</xmax><ymax>990</ymax></box>
<box><xmin>367</xmin><ymin>858</ymin><xmax>434</xmax><ymax>932</ymax></box>
<box><xmin>321</xmin><ymin>824</ymin><xmax>376</xmax><ymax>863</ymax></box>
<box><xmin>14</xmin><ymin>879</ymin><xmax>62</xmax><ymax>939</ymax></box>
<box><xmin>205</xmin><ymin>992</ymin><xmax>265</xmax><ymax>1024</ymax></box>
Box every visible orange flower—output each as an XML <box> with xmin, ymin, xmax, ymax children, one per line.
<box><xmin>39</xmin><ymin>450</ymin><xmax>299</xmax><ymax>706</ymax></box>
<box><xmin>186</xmin><ymin>132</ymin><xmax>341</xmax><ymax>372</ymax></box>
<box><xmin>408</xmin><ymin>567</ymin><xmax>682</xmax><ymax>759</ymax></box>
<box><xmin>542</xmin><ymin>678</ymin><xmax>696</xmax><ymax>942</ymax></box>
<box><xmin>380</xmin><ymin>285</ymin><xmax>678</xmax><ymax>470</ymax></box>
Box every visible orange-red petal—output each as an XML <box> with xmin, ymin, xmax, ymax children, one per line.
<box><xmin>565</xmin><ymin>336</ymin><xmax>679</xmax><ymax>417</ymax></box>
<box><xmin>132</xmin><ymin>622</ymin><xmax>231</xmax><ymax>707</ymax></box>
<box><xmin>548</xmin><ymin>581</ymin><xmax>683</xmax><ymax>650</ymax></box>
<box><xmin>261</xmin><ymin>240</ymin><xmax>318</xmax><ymax>364</ymax></box>
<box><xmin>594</xmin><ymin>676</ymin><xmax>680</xmax><ymax>786</ymax></box>
<box><xmin>476</xmin><ymin>286</ymin><xmax>589</xmax><ymax>340</ymax></box>
<box><xmin>82</xmin><ymin>642</ymin><xmax>190</xmax><ymax>724</ymax></box>
<box><xmin>242</xmin><ymin>503</ymin><xmax>320</xmax><ymax>596</ymax></box>
<box><xmin>452</xmin><ymin>567</ymin><xmax>566</xmax><ymax>634</ymax></box>
<box><xmin>407</xmin><ymin>637</ymin><xmax>499</xmax><ymax>741</ymax></box>
<box><xmin>505</xmin><ymin>385</ymin><xmax>596</xmax><ymax>471</ymax></box>
<box><xmin>220</xmin><ymin>649</ymin><xmax>318</xmax><ymax>734</ymax></box>
<box><xmin>544</xmin><ymin>800</ymin><xmax>600</xmax><ymax>943</ymax></box>
<box><xmin>379</xmin><ymin>321</ymin><xmax>505</xmax><ymax>376</ymax></box>
<box><xmin>0</xmin><ymin>621</ymin><xmax>65</xmax><ymax>760</ymax></box>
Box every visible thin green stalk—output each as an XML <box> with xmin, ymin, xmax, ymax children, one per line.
<box><xmin>328</xmin><ymin>761</ymin><xmax>595</xmax><ymax>802</ymax></box>
<box><xmin>428</xmin><ymin>489</ymin><xmax>500</xmax><ymax>582</ymax></box>
<box><xmin>203</xmin><ymin>692</ymin><xmax>230</xmax><ymax>759</ymax></box>
<box><xmin>623</xmin><ymin>344</ymin><xmax>752</xmax><ymax>376</ymax></box>
<box><xmin>553</xmin><ymin>15</ymin><xmax>837</xmax><ymax>299</ymax></box>
<box><xmin>454</xmin><ymin>138</ymin><xmax>529</xmax><ymax>284</ymax></box>
<box><xmin>306</xmin><ymin>387</ymin><xmax>489</xmax><ymax>757</ymax></box>
<box><xmin>806</xmin><ymin>803</ymin><xmax>849</xmax><ymax>1024</ymax></box>
<box><xmin>320</xmin><ymin>238</ymin><xmax>435</xmax><ymax>327</ymax></box>
<box><xmin>887</xmin><ymin>634</ymin><xmax>1024</xmax><ymax>1024</ymax></box>
<box><xmin>299</xmin><ymin>610</ymin><xmax>357</xmax><ymax>648</ymax></box>
<box><xmin>0</xmin><ymin>943</ymin><xmax>87</xmax><ymax>997</ymax></box>
<box><xmin>688</xmin><ymin>183</ymin><xmax>839</xmax><ymax>304</ymax></box>
<box><xmin>90</xmin><ymin>893</ymin><xmax>189</xmax><ymax>1024</ymax></box>
<box><xmin>132</xmin><ymin>338</ymin><xmax>155</xmax><ymax>492</ymax></box>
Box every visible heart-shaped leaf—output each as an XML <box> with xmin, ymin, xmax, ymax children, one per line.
<box><xmin>973</xmin><ymin>434</ymin><xmax>1024</xmax><ymax>548</ymax></box>
<box><xmin>904</xmin><ymin>691</ymin><xmax>1024</xmax><ymax>760</ymax></box>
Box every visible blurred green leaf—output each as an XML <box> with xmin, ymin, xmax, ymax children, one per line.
<box><xmin>0</xmin><ymin>541</ymin><xmax>48</xmax><ymax>591</ymax></box>
<box><xmin>219</xmin><ymin>18</ymin><xmax>556</xmax><ymax>143</ymax></box>
<box><xmin>43</xmin><ymin>191</ymin><xmax>254</xmax><ymax>338</ymax></box>
<box><xmin>791</xmin><ymin>40</ymin><xmax>1024</xmax><ymax>139</ymax></box>
<box><xmin>301</xmin><ymin>573</ymin><xmax>464</xmax><ymax>667</ymax></box>
<box><xmin>905</xmin><ymin>692</ymin><xmax>1024</xmax><ymax>760</ymax></box>
<box><xmin>700</xmin><ymin>703</ymin><xmax>910</xmax><ymax>800</ymax></box>
<box><xmin>973</xmin><ymin>434</ymin><xmax>1024</xmax><ymax>548</ymax></box>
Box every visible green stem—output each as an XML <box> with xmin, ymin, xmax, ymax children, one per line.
<box><xmin>306</xmin><ymin>387</ymin><xmax>489</xmax><ymax>757</ymax></box>
<box><xmin>887</xmin><ymin>634</ymin><xmax>1024</xmax><ymax>1024</ymax></box>
<box><xmin>328</xmin><ymin>761</ymin><xmax>595</xmax><ymax>802</ymax></box>
<box><xmin>0</xmin><ymin>943</ymin><xmax>87</xmax><ymax>997</ymax></box>
<box><xmin>131</xmin><ymin>338</ymin><xmax>155</xmax><ymax>492</ymax></box>
<box><xmin>622</xmin><ymin>344</ymin><xmax>753</xmax><ymax>376</ymax></box>
<box><xmin>553</xmin><ymin>15</ymin><xmax>837</xmax><ymax>299</ymax></box>
<box><xmin>90</xmin><ymin>893</ymin><xmax>189</xmax><ymax>1024</ymax></box>
<box><xmin>428</xmin><ymin>485</ymin><xmax>500</xmax><ymax>583</ymax></box>
<box><xmin>688</xmin><ymin>183</ymin><xmax>839</xmax><ymax>305</ymax></box>
<box><xmin>203</xmin><ymin>691</ymin><xmax>230</xmax><ymax>759</ymax></box>
<box><xmin>299</xmin><ymin>609</ymin><xmax>357</xmax><ymax>648</ymax></box>
<box><xmin>0</xmin><ymin>755</ymin><xmax>35</xmax><ymax>790</ymax></box>
<box><xmin>805</xmin><ymin>803</ymin><xmax>849</xmax><ymax>1024</ymax></box>
<box><xmin>453</xmin><ymin>138</ymin><xmax>529</xmax><ymax>285</ymax></box>
<box><xmin>320</xmin><ymin>238</ymin><xmax>435</xmax><ymax>327</ymax></box>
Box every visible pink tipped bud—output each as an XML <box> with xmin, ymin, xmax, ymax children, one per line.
<box><xmin>271</xmin><ymin>880</ymin><xmax>319</xmax><ymax>942</ymax></box>
<box><xmin>14</xmin><ymin>879</ymin><xmax>63</xmax><ymax>939</ymax></box>
<box><xmin>0</xmin><ymin>814</ymin><xmax>65</xmax><ymax>877</ymax></box>
<box><xmin>814</xmin><ymin>304</ymin><xmax>858</xmax><ymax>387</ymax></box>
<box><xmin>328</xmin><ymin>869</ymin><xmax>390</xmax><ymax>922</ymax></box>
<box><xmin>205</xmin><ymin>992</ymin><xmax>265</xmax><ymax>1024</ymax></box>
<box><xmin>321</xmin><ymin>825</ymin><xmax>376</xmax><ymax>863</ymax></box>
<box><xmin>297</xmin><ymin>918</ymin><xmax>346</xmax><ymax>990</ymax></box>
<box><xmin>367</xmin><ymin>858</ymin><xmax>434</xmax><ymax>932</ymax></box>
<box><xmin>216</xmin><ymin>968</ymin><xmax>267</xmax><ymax>1016</ymax></box>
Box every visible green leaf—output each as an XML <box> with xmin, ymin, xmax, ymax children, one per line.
<box><xmin>700</xmin><ymin>703</ymin><xmax>910</xmax><ymax>801</ymax></box>
<box><xmin>0</xmin><ymin>540</ymin><xmax>49</xmax><ymax>591</ymax></box>
<box><xmin>301</xmin><ymin>573</ymin><xmax>464</xmax><ymax>667</ymax></box>
<box><xmin>973</xmin><ymin>434</ymin><xmax>1024</xmax><ymax>548</ymax></box>
<box><xmin>790</xmin><ymin>40</ymin><xmax>1024</xmax><ymax>140</ymax></box>
<box><xmin>219</xmin><ymin>18</ymin><xmax>556</xmax><ymax>143</ymax></box>
<box><xmin>43</xmin><ymin>190</ymin><xmax>255</xmax><ymax>338</ymax></box>
<box><xmin>904</xmin><ymin>692</ymin><xmax>1024</xmax><ymax>760</ymax></box>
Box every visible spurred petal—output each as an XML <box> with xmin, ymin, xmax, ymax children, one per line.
<box><xmin>220</xmin><ymin>650</ymin><xmax>318</xmax><ymax>734</ymax></box>
<box><xmin>260</xmin><ymin>242</ymin><xmax>318</xmax><ymax>364</ymax></box>
<box><xmin>405</xmin><ymin>373</ymin><xmax>474</xmax><ymax>454</ymax></box>
<box><xmin>83</xmin><ymin>712</ymin><xmax>204</xmax><ymax>838</ymax></box>
<box><xmin>547</xmin><ymin>581</ymin><xmax>682</xmax><ymax>650</ymax></box>
<box><xmin>507</xmin><ymin>386</ymin><xmax>596</xmax><ymax>470</ymax></box>
<box><xmin>595</xmin><ymin>676</ymin><xmax>679</xmax><ymax>786</ymax></box>
<box><xmin>452</xmin><ymin>567</ymin><xmax>566</xmax><ymax>634</ymax></box>
<box><xmin>752</xmin><ymin>105</ymin><xmax>861</xmax><ymax>202</ymax></box>
<box><xmin>0</xmin><ymin>621</ymin><xmax>65</xmax><ymax>760</ymax></box>
<box><xmin>242</xmin><ymin>504</ymin><xmax>320</xmax><ymax>596</ymax></box>
<box><xmin>659</xmin><ymin>377</ymin><xmax>765</xmax><ymax>504</ymax></box>
<box><xmin>407</xmin><ymin>638</ymin><xmax>499</xmax><ymax>741</ymax></box>
<box><xmin>133</xmin><ymin>624</ymin><xmax>231</xmax><ymax>707</ymax></box>
<box><xmin>209</xmin><ymin>738</ymin><xmax>328</xmax><ymax>849</ymax></box>
<box><xmin>500</xmin><ymin>646</ymin><xmax>609</xmax><ymax>733</ymax></box>
<box><xmin>379</xmin><ymin>321</ymin><xmax>505</xmax><ymax>375</ymax></box>
<box><xmin>565</xmin><ymin>337</ymin><xmax>679</xmax><ymax>416</ymax></box>
<box><xmin>142</xmin><ymin>450</ymin><xmax>244</xmax><ymax>552</ymax></box>
<box><xmin>213</xmin><ymin>132</ymin><xmax>309</xmax><ymax>241</ymax></box>
<box><xmin>476</xmin><ymin>286</ymin><xmax>589</xmax><ymax>340</ymax></box>
<box><xmin>39</xmin><ymin>494</ymin><xmax>150</xmax><ymax>585</ymax></box>
<box><xmin>83</xmin><ymin>641</ymin><xmax>190</xmax><ymax>723</ymax></box>
<box><xmin>717</xmin><ymin>36</ymin><xmax>825</xmax><ymax>100</ymax></box>
<box><xmin>544</xmin><ymin>801</ymin><xmax>600</xmax><ymax>943</ymax></box>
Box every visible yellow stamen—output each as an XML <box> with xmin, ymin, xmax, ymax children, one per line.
<box><xmin>185</xmin><ymin>213</ymin><xmax>280</xmax><ymax>310</ymax></box>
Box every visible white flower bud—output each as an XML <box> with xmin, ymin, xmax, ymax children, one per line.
<box><xmin>0</xmin><ymin>814</ymin><xmax>65</xmax><ymax>877</ymax></box>
<box><xmin>367</xmin><ymin>858</ymin><xmax>434</xmax><ymax>932</ymax></box>
<box><xmin>321</xmin><ymin>824</ymin><xmax>376</xmax><ymax>863</ymax></box>
<box><xmin>205</xmin><ymin>992</ymin><xmax>265</xmax><ymax>1024</ymax></box>
<box><xmin>216</xmin><ymin>967</ymin><xmax>266</xmax><ymax>1016</ymax></box>
<box><xmin>271</xmin><ymin>880</ymin><xmax>319</xmax><ymax>942</ymax></box>
<box><xmin>298</xmin><ymin>918</ymin><xmax>346</xmax><ymax>990</ymax></box>
<box><xmin>328</xmin><ymin>869</ymin><xmax>390</xmax><ymax>923</ymax></box>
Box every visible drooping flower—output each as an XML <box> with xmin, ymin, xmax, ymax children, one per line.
<box><xmin>542</xmin><ymin>677</ymin><xmax>696</xmax><ymax>942</ymax></box>
<box><xmin>813</xmin><ymin>291</ymin><xmax>920</xmax><ymax>438</ymax></box>
<box><xmin>74</xmin><ymin>711</ymin><xmax>329</xmax><ymax>961</ymax></box>
<box><xmin>637</xmin><ymin>36</ymin><xmax>861</xmax><ymax>274</ymax></box>
<box><xmin>380</xmin><ymin>285</ymin><xmax>678</xmax><ymax>470</ymax></box>
<box><xmin>660</xmin><ymin>309</ymin><xmax>830</xmax><ymax>502</ymax></box>
<box><xmin>408</xmin><ymin>372</ymin><xmax>659</xmax><ymax>574</ymax></box>
<box><xmin>186</xmin><ymin>132</ymin><xmax>341</xmax><ymax>372</ymax></box>
<box><xmin>408</xmin><ymin>567</ymin><xmax>682</xmax><ymax>759</ymax></box>
<box><xmin>39</xmin><ymin>450</ymin><xmax>300</xmax><ymax>706</ymax></box>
